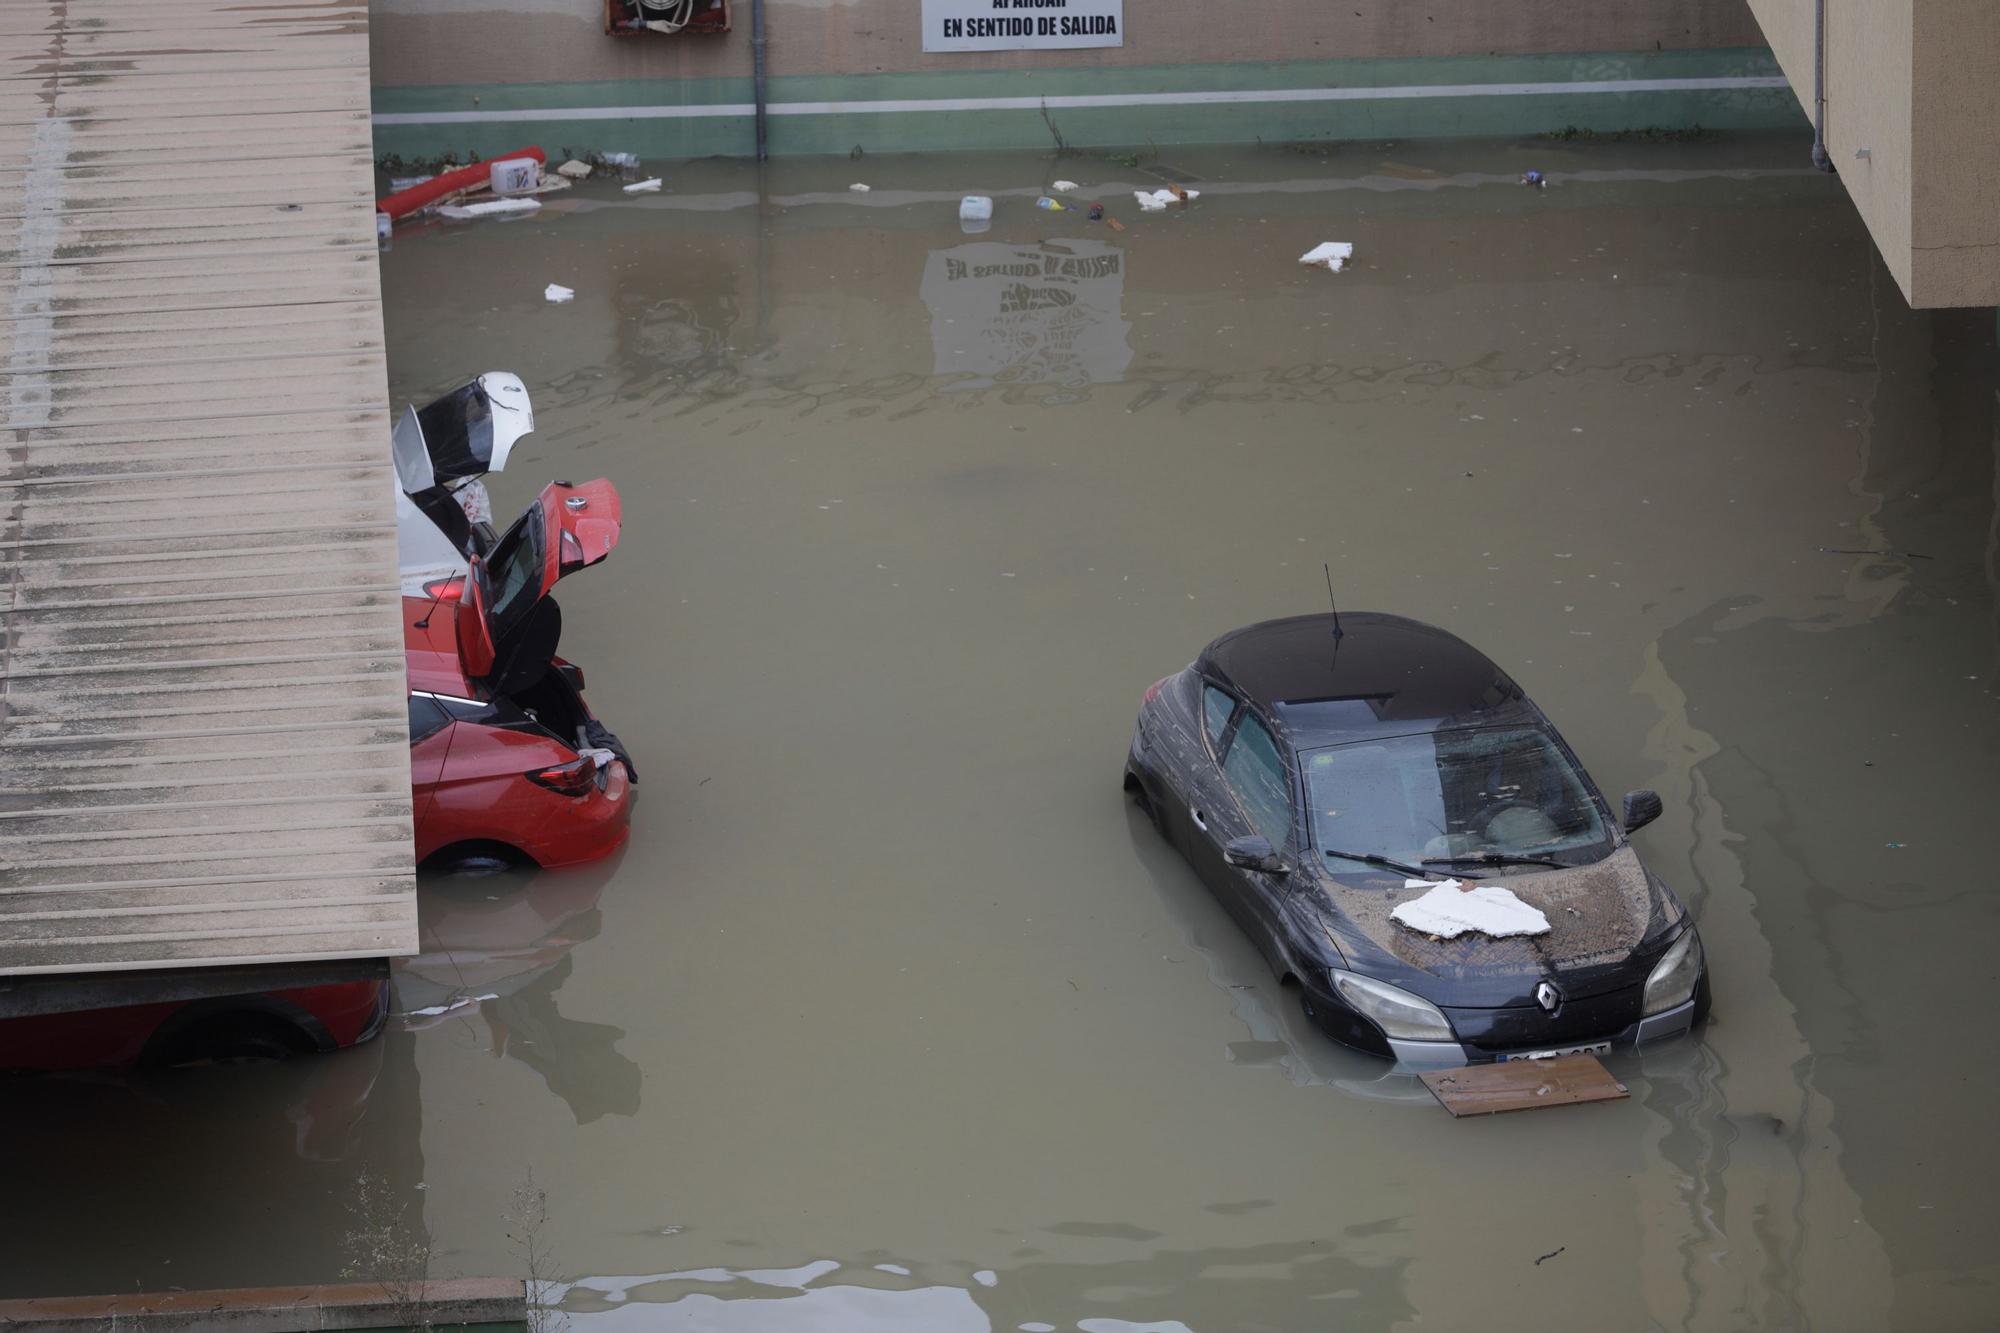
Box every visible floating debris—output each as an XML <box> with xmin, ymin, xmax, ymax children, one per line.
<box><xmin>1300</xmin><ymin>241</ymin><xmax>1355</xmax><ymax>272</ymax></box>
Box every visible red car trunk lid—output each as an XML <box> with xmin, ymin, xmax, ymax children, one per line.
<box><xmin>454</xmin><ymin>479</ymin><xmax>622</xmax><ymax>687</ymax></box>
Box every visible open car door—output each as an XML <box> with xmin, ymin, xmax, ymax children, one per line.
<box><xmin>397</xmin><ymin>372</ymin><xmax>535</xmax><ymax>489</ymax></box>
<box><xmin>393</xmin><ymin>374</ymin><xmax>536</xmax><ymax>582</ymax></box>
<box><xmin>455</xmin><ymin>479</ymin><xmax>623</xmax><ymax>693</ymax></box>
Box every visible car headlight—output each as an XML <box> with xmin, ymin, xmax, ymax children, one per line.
<box><xmin>1642</xmin><ymin>928</ymin><xmax>1704</xmax><ymax>1017</ymax></box>
<box><xmin>1330</xmin><ymin>971</ymin><xmax>1455</xmax><ymax>1042</ymax></box>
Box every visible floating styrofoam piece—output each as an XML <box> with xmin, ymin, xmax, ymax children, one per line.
<box><xmin>489</xmin><ymin>157</ymin><xmax>540</xmax><ymax>195</ymax></box>
<box><xmin>603</xmin><ymin>151</ymin><xmax>640</xmax><ymax>168</ymax></box>
<box><xmin>1132</xmin><ymin>187</ymin><xmax>1198</xmax><ymax>210</ymax></box>
<box><xmin>623</xmin><ymin>177</ymin><xmax>663</xmax><ymax>193</ymax></box>
<box><xmin>555</xmin><ymin>158</ymin><xmax>593</xmax><ymax>179</ymax></box>
<box><xmin>1052</xmin><ymin>179</ymin><xmax>1080</xmax><ymax>192</ymax></box>
<box><xmin>436</xmin><ymin>196</ymin><xmax>541</xmax><ymax>220</ymax></box>
<box><xmin>544</xmin><ymin>283</ymin><xmax>574</xmax><ymax>303</ymax></box>
<box><xmin>1392</xmin><ymin>879</ymin><xmax>1552</xmax><ymax>939</ymax></box>
<box><xmin>1300</xmin><ymin>241</ymin><xmax>1355</xmax><ymax>272</ymax></box>
<box><xmin>849</xmin><ymin>182</ymin><xmax>871</xmax><ymax>192</ymax></box>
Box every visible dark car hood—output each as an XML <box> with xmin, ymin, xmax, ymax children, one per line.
<box><xmin>1311</xmin><ymin>846</ymin><xmax>1685</xmax><ymax>1008</ymax></box>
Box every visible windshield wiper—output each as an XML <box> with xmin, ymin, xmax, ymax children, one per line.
<box><xmin>1423</xmin><ymin>853</ymin><xmax>1566</xmax><ymax>870</ymax></box>
<box><xmin>1321</xmin><ymin>848</ymin><xmax>1442</xmax><ymax>879</ymax></box>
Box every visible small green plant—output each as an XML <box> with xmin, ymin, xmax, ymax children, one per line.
<box><xmin>1039</xmin><ymin>100</ymin><xmax>1078</xmax><ymax>156</ymax></box>
<box><xmin>505</xmin><ymin>1170</ymin><xmax>569</xmax><ymax>1333</ymax></box>
<box><xmin>340</xmin><ymin>1171</ymin><xmax>434</xmax><ymax>1331</ymax></box>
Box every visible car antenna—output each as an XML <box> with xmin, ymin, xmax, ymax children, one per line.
<box><xmin>413</xmin><ymin>576</ymin><xmax>456</xmax><ymax>630</ymax></box>
<box><xmin>1323</xmin><ymin>563</ymin><xmax>1344</xmax><ymax>640</ymax></box>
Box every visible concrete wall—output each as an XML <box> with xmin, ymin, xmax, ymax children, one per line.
<box><xmin>1910</xmin><ymin>1</ymin><xmax>2000</xmax><ymax>305</ymax></box>
<box><xmin>371</xmin><ymin>0</ymin><xmax>1765</xmax><ymax>86</ymax></box>
<box><xmin>1745</xmin><ymin>0</ymin><xmax>1999</xmax><ymax>307</ymax></box>
<box><xmin>369</xmin><ymin>0</ymin><xmax>1800</xmax><ymax>160</ymax></box>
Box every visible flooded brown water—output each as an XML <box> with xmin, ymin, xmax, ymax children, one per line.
<box><xmin>6</xmin><ymin>137</ymin><xmax>1998</xmax><ymax>1330</ymax></box>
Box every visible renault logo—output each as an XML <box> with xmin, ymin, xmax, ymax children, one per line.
<box><xmin>1536</xmin><ymin>981</ymin><xmax>1561</xmax><ymax>1012</ymax></box>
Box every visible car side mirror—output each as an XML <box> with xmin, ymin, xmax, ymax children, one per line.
<box><xmin>1622</xmin><ymin>789</ymin><xmax>1663</xmax><ymax>834</ymax></box>
<box><xmin>1224</xmin><ymin>835</ymin><xmax>1289</xmax><ymax>875</ymax></box>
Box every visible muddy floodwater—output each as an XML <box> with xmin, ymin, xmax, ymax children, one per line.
<box><xmin>6</xmin><ymin>137</ymin><xmax>1998</xmax><ymax>1329</ymax></box>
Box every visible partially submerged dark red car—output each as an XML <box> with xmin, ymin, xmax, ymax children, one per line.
<box><xmin>0</xmin><ymin>969</ymin><xmax>388</xmax><ymax>1071</ymax></box>
<box><xmin>406</xmin><ymin>477</ymin><xmax>637</xmax><ymax>871</ymax></box>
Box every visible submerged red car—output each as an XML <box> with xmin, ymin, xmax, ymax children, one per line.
<box><xmin>0</xmin><ymin>972</ymin><xmax>388</xmax><ymax>1071</ymax></box>
<box><xmin>407</xmin><ymin>477</ymin><xmax>637</xmax><ymax>871</ymax></box>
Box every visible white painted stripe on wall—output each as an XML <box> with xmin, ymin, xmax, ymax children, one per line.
<box><xmin>373</xmin><ymin>74</ymin><xmax>1790</xmax><ymax>126</ymax></box>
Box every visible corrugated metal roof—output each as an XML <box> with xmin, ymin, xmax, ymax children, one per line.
<box><xmin>0</xmin><ymin>0</ymin><xmax>417</xmax><ymax>974</ymax></box>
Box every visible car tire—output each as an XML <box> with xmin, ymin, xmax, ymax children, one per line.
<box><xmin>440</xmin><ymin>853</ymin><xmax>517</xmax><ymax>878</ymax></box>
<box><xmin>422</xmin><ymin>841</ymin><xmax>531</xmax><ymax>878</ymax></box>
<box><xmin>1124</xmin><ymin>771</ymin><xmax>1165</xmax><ymax>835</ymax></box>
<box><xmin>146</xmin><ymin>1013</ymin><xmax>312</xmax><ymax>1067</ymax></box>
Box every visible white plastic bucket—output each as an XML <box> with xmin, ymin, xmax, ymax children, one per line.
<box><xmin>489</xmin><ymin>157</ymin><xmax>540</xmax><ymax>196</ymax></box>
<box><xmin>959</xmin><ymin>195</ymin><xmax>993</xmax><ymax>221</ymax></box>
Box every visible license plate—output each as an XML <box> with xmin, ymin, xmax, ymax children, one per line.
<box><xmin>1500</xmin><ymin>1040</ymin><xmax>1611</xmax><ymax>1063</ymax></box>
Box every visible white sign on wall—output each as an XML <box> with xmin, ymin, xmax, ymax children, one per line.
<box><xmin>921</xmin><ymin>0</ymin><xmax>1124</xmax><ymax>53</ymax></box>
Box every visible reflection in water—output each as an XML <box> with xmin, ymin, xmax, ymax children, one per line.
<box><xmin>922</xmin><ymin>240</ymin><xmax>1132</xmax><ymax>390</ymax></box>
<box><xmin>0</xmin><ymin>1029</ymin><xmax>421</xmax><ymax>1297</ymax></box>
<box><xmin>563</xmin><ymin>1237</ymin><xmax>1409</xmax><ymax>1331</ymax></box>
<box><xmin>398</xmin><ymin>859</ymin><xmax>642</xmax><ymax>1125</ymax></box>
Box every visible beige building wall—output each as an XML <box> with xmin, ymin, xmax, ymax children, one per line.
<box><xmin>370</xmin><ymin>0</ymin><xmax>1765</xmax><ymax>88</ymax></box>
<box><xmin>1911</xmin><ymin>1</ymin><xmax>2000</xmax><ymax>304</ymax></box>
<box><xmin>1746</xmin><ymin>0</ymin><xmax>1999</xmax><ymax>307</ymax></box>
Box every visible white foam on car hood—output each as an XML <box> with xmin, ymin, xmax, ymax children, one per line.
<box><xmin>1391</xmin><ymin>879</ymin><xmax>1553</xmax><ymax>939</ymax></box>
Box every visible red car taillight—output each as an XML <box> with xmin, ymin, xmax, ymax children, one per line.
<box><xmin>422</xmin><ymin>576</ymin><xmax>464</xmax><ymax>601</ymax></box>
<box><xmin>1143</xmin><ymin>676</ymin><xmax>1171</xmax><ymax>704</ymax></box>
<box><xmin>525</xmin><ymin>757</ymin><xmax>597</xmax><ymax>797</ymax></box>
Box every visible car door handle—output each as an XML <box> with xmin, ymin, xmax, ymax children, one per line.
<box><xmin>1190</xmin><ymin>807</ymin><xmax>1208</xmax><ymax>831</ymax></box>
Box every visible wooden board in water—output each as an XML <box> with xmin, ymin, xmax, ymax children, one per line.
<box><xmin>1421</xmin><ymin>1054</ymin><xmax>1630</xmax><ymax>1117</ymax></box>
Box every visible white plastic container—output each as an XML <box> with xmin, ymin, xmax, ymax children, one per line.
<box><xmin>959</xmin><ymin>195</ymin><xmax>993</xmax><ymax>221</ymax></box>
<box><xmin>489</xmin><ymin>157</ymin><xmax>540</xmax><ymax>196</ymax></box>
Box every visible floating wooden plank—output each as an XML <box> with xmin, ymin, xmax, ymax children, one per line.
<box><xmin>1420</xmin><ymin>1054</ymin><xmax>1631</xmax><ymax>1117</ymax></box>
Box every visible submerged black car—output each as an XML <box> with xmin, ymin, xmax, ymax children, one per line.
<box><xmin>1124</xmin><ymin>613</ymin><xmax>1709</xmax><ymax>1067</ymax></box>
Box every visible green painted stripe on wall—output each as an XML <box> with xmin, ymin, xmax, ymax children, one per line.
<box><xmin>371</xmin><ymin>47</ymin><xmax>1804</xmax><ymax>161</ymax></box>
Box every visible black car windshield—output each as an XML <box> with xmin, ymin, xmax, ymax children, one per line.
<box><xmin>413</xmin><ymin>382</ymin><xmax>495</xmax><ymax>482</ymax></box>
<box><xmin>1301</xmin><ymin>726</ymin><xmax>1611</xmax><ymax>869</ymax></box>
<box><xmin>479</xmin><ymin>505</ymin><xmax>544</xmax><ymax>643</ymax></box>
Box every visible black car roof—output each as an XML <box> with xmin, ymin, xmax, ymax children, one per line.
<box><xmin>1196</xmin><ymin>612</ymin><xmax>1533</xmax><ymax>745</ymax></box>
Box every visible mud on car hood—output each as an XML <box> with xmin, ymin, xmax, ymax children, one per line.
<box><xmin>1313</xmin><ymin>846</ymin><xmax>1686</xmax><ymax>1008</ymax></box>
